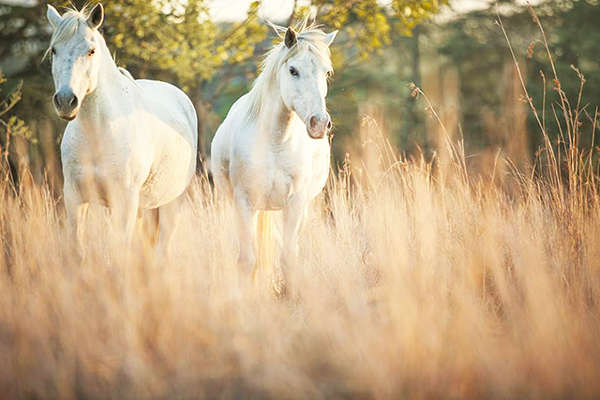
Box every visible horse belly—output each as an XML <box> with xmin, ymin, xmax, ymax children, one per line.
<box><xmin>138</xmin><ymin>138</ymin><xmax>194</xmax><ymax>209</ymax></box>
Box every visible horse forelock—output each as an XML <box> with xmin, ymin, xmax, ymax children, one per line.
<box><xmin>46</xmin><ymin>5</ymin><xmax>94</xmax><ymax>58</ymax></box>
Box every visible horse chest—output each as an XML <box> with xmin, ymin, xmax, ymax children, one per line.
<box><xmin>246</xmin><ymin>148</ymin><xmax>307</xmax><ymax>209</ymax></box>
<box><xmin>266</xmin><ymin>168</ymin><xmax>295</xmax><ymax>206</ymax></box>
<box><xmin>63</xmin><ymin>127</ymin><xmax>147</xmax><ymax>198</ymax></box>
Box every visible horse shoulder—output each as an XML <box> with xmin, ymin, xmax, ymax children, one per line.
<box><xmin>60</xmin><ymin>122</ymin><xmax>85</xmax><ymax>178</ymax></box>
<box><xmin>211</xmin><ymin>95</ymin><xmax>253</xmax><ymax>195</ymax></box>
<box><xmin>213</xmin><ymin>94</ymin><xmax>254</xmax><ymax>166</ymax></box>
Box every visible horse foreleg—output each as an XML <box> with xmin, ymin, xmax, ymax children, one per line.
<box><xmin>111</xmin><ymin>189</ymin><xmax>140</xmax><ymax>252</ymax></box>
<box><xmin>281</xmin><ymin>195</ymin><xmax>307</xmax><ymax>292</ymax></box>
<box><xmin>64</xmin><ymin>186</ymin><xmax>89</xmax><ymax>262</ymax></box>
<box><xmin>234</xmin><ymin>188</ymin><xmax>256</xmax><ymax>281</ymax></box>
<box><xmin>156</xmin><ymin>193</ymin><xmax>185</xmax><ymax>264</ymax></box>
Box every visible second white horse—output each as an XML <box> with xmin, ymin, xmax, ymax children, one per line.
<box><xmin>211</xmin><ymin>21</ymin><xmax>337</xmax><ymax>290</ymax></box>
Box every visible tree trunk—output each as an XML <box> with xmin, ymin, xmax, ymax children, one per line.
<box><xmin>190</xmin><ymin>86</ymin><xmax>207</xmax><ymax>174</ymax></box>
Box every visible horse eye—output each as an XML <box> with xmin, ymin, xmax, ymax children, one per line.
<box><xmin>289</xmin><ymin>67</ymin><xmax>299</xmax><ymax>77</ymax></box>
<box><xmin>50</xmin><ymin>47</ymin><xmax>56</xmax><ymax>55</ymax></box>
<box><xmin>326</xmin><ymin>71</ymin><xmax>332</xmax><ymax>78</ymax></box>
<box><xmin>88</xmin><ymin>49</ymin><xmax>96</xmax><ymax>56</ymax></box>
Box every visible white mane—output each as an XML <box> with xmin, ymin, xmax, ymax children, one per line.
<box><xmin>244</xmin><ymin>21</ymin><xmax>334</xmax><ymax>124</ymax></box>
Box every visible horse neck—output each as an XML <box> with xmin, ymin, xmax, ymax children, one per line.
<box><xmin>77</xmin><ymin>42</ymin><xmax>130</xmax><ymax>128</ymax></box>
<box><xmin>255</xmin><ymin>77</ymin><xmax>299</xmax><ymax>144</ymax></box>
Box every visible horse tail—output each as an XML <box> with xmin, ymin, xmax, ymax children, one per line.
<box><xmin>253</xmin><ymin>211</ymin><xmax>281</xmax><ymax>290</ymax></box>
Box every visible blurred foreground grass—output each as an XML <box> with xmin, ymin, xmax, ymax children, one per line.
<box><xmin>1</xmin><ymin>122</ymin><xmax>600</xmax><ymax>398</ymax></box>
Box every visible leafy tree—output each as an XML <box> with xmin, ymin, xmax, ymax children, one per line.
<box><xmin>292</xmin><ymin>0</ymin><xmax>447</xmax><ymax>56</ymax></box>
<box><xmin>0</xmin><ymin>69</ymin><xmax>34</xmax><ymax>184</ymax></box>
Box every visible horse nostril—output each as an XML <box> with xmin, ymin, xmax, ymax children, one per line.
<box><xmin>310</xmin><ymin>116</ymin><xmax>318</xmax><ymax>130</ymax></box>
<box><xmin>70</xmin><ymin>95</ymin><xmax>78</xmax><ymax>109</ymax></box>
<box><xmin>326</xmin><ymin>120</ymin><xmax>332</xmax><ymax>131</ymax></box>
<box><xmin>53</xmin><ymin>94</ymin><xmax>60</xmax><ymax>108</ymax></box>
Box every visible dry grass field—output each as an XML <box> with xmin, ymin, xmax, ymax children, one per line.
<box><xmin>2</xmin><ymin>115</ymin><xmax>600</xmax><ymax>398</ymax></box>
<box><xmin>1</xmin><ymin>7</ymin><xmax>600</xmax><ymax>400</ymax></box>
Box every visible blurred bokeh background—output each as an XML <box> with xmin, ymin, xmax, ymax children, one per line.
<box><xmin>1</xmin><ymin>0</ymin><xmax>599</xmax><ymax>190</ymax></box>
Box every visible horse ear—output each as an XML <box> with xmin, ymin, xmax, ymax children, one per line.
<box><xmin>47</xmin><ymin>5</ymin><xmax>62</xmax><ymax>29</ymax></box>
<box><xmin>88</xmin><ymin>3</ymin><xmax>104</xmax><ymax>30</ymax></box>
<box><xmin>284</xmin><ymin>27</ymin><xmax>297</xmax><ymax>49</ymax></box>
<box><xmin>324</xmin><ymin>30</ymin><xmax>338</xmax><ymax>47</ymax></box>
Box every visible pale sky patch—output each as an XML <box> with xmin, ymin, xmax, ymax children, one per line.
<box><xmin>1</xmin><ymin>0</ymin><xmax>547</xmax><ymax>21</ymax></box>
<box><xmin>208</xmin><ymin>0</ymin><xmax>546</xmax><ymax>22</ymax></box>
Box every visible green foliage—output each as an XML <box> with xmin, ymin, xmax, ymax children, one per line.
<box><xmin>391</xmin><ymin>0</ymin><xmax>448</xmax><ymax>34</ymax></box>
<box><xmin>0</xmin><ymin>71</ymin><xmax>34</xmax><ymax>147</ymax></box>
<box><xmin>110</xmin><ymin>1</ymin><xmax>265</xmax><ymax>89</ymax></box>
<box><xmin>297</xmin><ymin>0</ymin><xmax>447</xmax><ymax>57</ymax></box>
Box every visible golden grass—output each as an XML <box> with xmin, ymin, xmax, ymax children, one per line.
<box><xmin>1</xmin><ymin>125</ymin><xmax>600</xmax><ymax>398</ymax></box>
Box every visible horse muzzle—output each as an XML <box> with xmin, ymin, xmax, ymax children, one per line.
<box><xmin>307</xmin><ymin>113</ymin><xmax>332</xmax><ymax>140</ymax></box>
<box><xmin>53</xmin><ymin>90</ymin><xmax>80</xmax><ymax>121</ymax></box>
<box><xmin>58</xmin><ymin>113</ymin><xmax>77</xmax><ymax>122</ymax></box>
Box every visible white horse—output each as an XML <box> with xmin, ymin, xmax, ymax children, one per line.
<box><xmin>211</xmin><ymin>22</ymin><xmax>337</xmax><ymax>290</ymax></box>
<box><xmin>46</xmin><ymin>4</ymin><xmax>198</xmax><ymax>258</ymax></box>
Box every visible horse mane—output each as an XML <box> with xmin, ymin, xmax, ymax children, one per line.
<box><xmin>243</xmin><ymin>20</ymin><xmax>334</xmax><ymax>124</ymax></box>
<box><xmin>118</xmin><ymin>67</ymin><xmax>144</xmax><ymax>92</ymax></box>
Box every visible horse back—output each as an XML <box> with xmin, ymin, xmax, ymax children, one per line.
<box><xmin>136</xmin><ymin>79</ymin><xmax>198</xmax><ymax>146</ymax></box>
